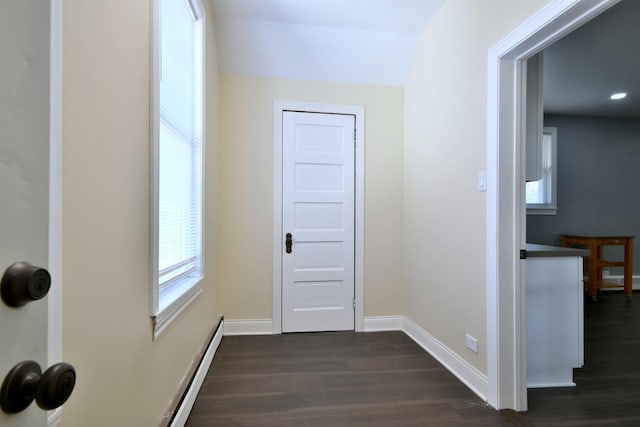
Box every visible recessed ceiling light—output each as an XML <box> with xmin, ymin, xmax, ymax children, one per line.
<box><xmin>610</xmin><ymin>92</ymin><xmax>627</xmax><ymax>100</ymax></box>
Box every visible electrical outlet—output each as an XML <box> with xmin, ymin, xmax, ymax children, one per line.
<box><xmin>466</xmin><ymin>334</ymin><xmax>478</xmax><ymax>354</ymax></box>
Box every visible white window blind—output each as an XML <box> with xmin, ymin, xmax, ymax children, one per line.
<box><xmin>158</xmin><ymin>121</ymin><xmax>200</xmax><ymax>288</ymax></box>
<box><xmin>152</xmin><ymin>0</ymin><xmax>204</xmax><ymax>336</ymax></box>
<box><xmin>526</xmin><ymin>127</ymin><xmax>557</xmax><ymax>215</ymax></box>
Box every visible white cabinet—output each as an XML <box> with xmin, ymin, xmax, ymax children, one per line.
<box><xmin>526</xmin><ymin>253</ymin><xmax>584</xmax><ymax>387</ymax></box>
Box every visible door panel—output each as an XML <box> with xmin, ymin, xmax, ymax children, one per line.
<box><xmin>294</xmin><ymin>242</ymin><xmax>344</xmax><ymax>269</ymax></box>
<box><xmin>1</xmin><ymin>1</ymin><xmax>50</xmax><ymax>425</ymax></box>
<box><xmin>294</xmin><ymin>203</ymin><xmax>344</xmax><ymax>229</ymax></box>
<box><xmin>294</xmin><ymin>163</ymin><xmax>344</xmax><ymax>190</ymax></box>
<box><xmin>282</xmin><ymin>111</ymin><xmax>355</xmax><ymax>333</ymax></box>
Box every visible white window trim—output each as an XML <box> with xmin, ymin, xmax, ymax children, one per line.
<box><xmin>150</xmin><ymin>0</ymin><xmax>206</xmax><ymax>339</ymax></box>
<box><xmin>527</xmin><ymin>126</ymin><xmax>557</xmax><ymax>215</ymax></box>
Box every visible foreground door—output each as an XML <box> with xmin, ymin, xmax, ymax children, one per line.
<box><xmin>1</xmin><ymin>2</ymin><xmax>51</xmax><ymax>425</ymax></box>
<box><xmin>282</xmin><ymin>111</ymin><xmax>355</xmax><ymax>333</ymax></box>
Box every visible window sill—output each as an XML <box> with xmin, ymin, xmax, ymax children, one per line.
<box><xmin>527</xmin><ymin>206</ymin><xmax>557</xmax><ymax>215</ymax></box>
<box><xmin>152</xmin><ymin>276</ymin><xmax>203</xmax><ymax>339</ymax></box>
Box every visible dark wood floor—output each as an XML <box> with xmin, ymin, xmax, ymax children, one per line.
<box><xmin>186</xmin><ymin>292</ymin><xmax>640</xmax><ymax>426</ymax></box>
<box><xmin>186</xmin><ymin>331</ymin><xmax>511</xmax><ymax>426</ymax></box>
<box><xmin>519</xmin><ymin>291</ymin><xmax>640</xmax><ymax>426</ymax></box>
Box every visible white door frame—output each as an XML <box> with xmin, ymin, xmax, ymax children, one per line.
<box><xmin>486</xmin><ymin>0</ymin><xmax>621</xmax><ymax>411</ymax></box>
<box><xmin>273</xmin><ymin>101</ymin><xmax>365</xmax><ymax>333</ymax></box>
<box><xmin>48</xmin><ymin>0</ymin><xmax>63</xmax><ymax>425</ymax></box>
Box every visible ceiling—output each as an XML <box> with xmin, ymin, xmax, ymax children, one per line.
<box><xmin>543</xmin><ymin>0</ymin><xmax>640</xmax><ymax>119</ymax></box>
<box><xmin>210</xmin><ymin>0</ymin><xmax>640</xmax><ymax>117</ymax></box>
<box><xmin>209</xmin><ymin>0</ymin><xmax>444</xmax><ymax>86</ymax></box>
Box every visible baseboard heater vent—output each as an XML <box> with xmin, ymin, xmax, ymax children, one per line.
<box><xmin>161</xmin><ymin>316</ymin><xmax>224</xmax><ymax>427</ymax></box>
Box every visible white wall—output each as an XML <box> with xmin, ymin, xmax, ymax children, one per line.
<box><xmin>61</xmin><ymin>1</ymin><xmax>220</xmax><ymax>425</ymax></box>
<box><xmin>217</xmin><ymin>74</ymin><xmax>405</xmax><ymax>320</ymax></box>
<box><xmin>403</xmin><ymin>0</ymin><xmax>550</xmax><ymax>374</ymax></box>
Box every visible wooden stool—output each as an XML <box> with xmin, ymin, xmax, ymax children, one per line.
<box><xmin>561</xmin><ymin>234</ymin><xmax>634</xmax><ymax>301</ymax></box>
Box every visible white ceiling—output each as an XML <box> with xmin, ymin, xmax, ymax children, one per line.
<box><xmin>210</xmin><ymin>0</ymin><xmax>640</xmax><ymax>113</ymax></box>
<box><xmin>210</xmin><ymin>0</ymin><xmax>444</xmax><ymax>86</ymax></box>
<box><xmin>543</xmin><ymin>0</ymin><xmax>640</xmax><ymax>118</ymax></box>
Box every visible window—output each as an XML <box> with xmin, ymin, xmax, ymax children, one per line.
<box><xmin>151</xmin><ymin>0</ymin><xmax>204</xmax><ymax>338</ymax></box>
<box><xmin>526</xmin><ymin>127</ymin><xmax>557</xmax><ymax>215</ymax></box>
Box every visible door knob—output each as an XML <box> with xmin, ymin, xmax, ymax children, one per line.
<box><xmin>285</xmin><ymin>233</ymin><xmax>293</xmax><ymax>254</ymax></box>
<box><xmin>1</xmin><ymin>262</ymin><xmax>51</xmax><ymax>307</ymax></box>
<box><xmin>0</xmin><ymin>361</ymin><xmax>75</xmax><ymax>414</ymax></box>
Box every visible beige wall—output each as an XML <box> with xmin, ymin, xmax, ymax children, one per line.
<box><xmin>403</xmin><ymin>0</ymin><xmax>550</xmax><ymax>374</ymax></box>
<box><xmin>61</xmin><ymin>1</ymin><xmax>219</xmax><ymax>425</ymax></box>
<box><xmin>217</xmin><ymin>74</ymin><xmax>405</xmax><ymax>320</ymax></box>
<box><xmin>56</xmin><ymin>0</ymin><xmax>562</xmax><ymax>422</ymax></box>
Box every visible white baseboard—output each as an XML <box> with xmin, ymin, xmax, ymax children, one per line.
<box><xmin>223</xmin><ymin>319</ymin><xmax>274</xmax><ymax>335</ymax></box>
<box><xmin>402</xmin><ymin>317</ymin><xmax>488</xmax><ymax>401</ymax></box>
<box><xmin>364</xmin><ymin>315</ymin><xmax>404</xmax><ymax>332</ymax></box>
<box><xmin>224</xmin><ymin>317</ymin><xmax>406</xmax><ymax>334</ymax></box>
<box><xmin>528</xmin><ymin>381</ymin><xmax>575</xmax><ymax>388</ymax></box>
<box><xmin>599</xmin><ymin>274</ymin><xmax>640</xmax><ymax>290</ymax></box>
<box><xmin>170</xmin><ymin>321</ymin><xmax>224</xmax><ymax>427</ymax></box>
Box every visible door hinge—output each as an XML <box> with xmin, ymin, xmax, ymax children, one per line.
<box><xmin>520</xmin><ymin>249</ymin><xmax>527</xmax><ymax>260</ymax></box>
<box><xmin>353</xmin><ymin>298</ymin><xmax>356</xmax><ymax>309</ymax></box>
<box><xmin>354</xmin><ymin>129</ymin><xmax>356</xmax><ymax>144</ymax></box>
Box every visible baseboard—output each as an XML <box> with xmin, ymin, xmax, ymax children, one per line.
<box><xmin>528</xmin><ymin>381</ymin><xmax>576</xmax><ymax>388</ymax></box>
<box><xmin>223</xmin><ymin>319</ymin><xmax>273</xmax><ymax>335</ymax></box>
<box><xmin>402</xmin><ymin>317</ymin><xmax>488</xmax><ymax>401</ymax></box>
<box><xmin>598</xmin><ymin>274</ymin><xmax>640</xmax><ymax>290</ymax></box>
<box><xmin>166</xmin><ymin>318</ymin><xmax>224</xmax><ymax>427</ymax></box>
<box><xmin>224</xmin><ymin>317</ymin><xmax>405</xmax><ymax>334</ymax></box>
<box><xmin>364</xmin><ymin>315</ymin><xmax>404</xmax><ymax>332</ymax></box>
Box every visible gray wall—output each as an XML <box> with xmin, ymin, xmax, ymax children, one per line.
<box><xmin>527</xmin><ymin>114</ymin><xmax>640</xmax><ymax>275</ymax></box>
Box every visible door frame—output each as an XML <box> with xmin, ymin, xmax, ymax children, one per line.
<box><xmin>272</xmin><ymin>101</ymin><xmax>365</xmax><ymax>334</ymax></box>
<box><xmin>486</xmin><ymin>0</ymin><xmax>621</xmax><ymax>411</ymax></box>
<box><xmin>48</xmin><ymin>0</ymin><xmax>63</xmax><ymax>425</ymax></box>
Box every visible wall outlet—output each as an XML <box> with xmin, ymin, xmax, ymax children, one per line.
<box><xmin>466</xmin><ymin>334</ymin><xmax>479</xmax><ymax>354</ymax></box>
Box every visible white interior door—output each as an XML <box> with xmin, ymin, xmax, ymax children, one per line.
<box><xmin>282</xmin><ymin>111</ymin><xmax>355</xmax><ymax>333</ymax></box>
<box><xmin>1</xmin><ymin>2</ymin><xmax>51</xmax><ymax>425</ymax></box>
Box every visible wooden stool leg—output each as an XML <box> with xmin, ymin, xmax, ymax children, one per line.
<box><xmin>588</xmin><ymin>241</ymin><xmax>598</xmax><ymax>301</ymax></box>
<box><xmin>624</xmin><ymin>239</ymin><xmax>633</xmax><ymax>300</ymax></box>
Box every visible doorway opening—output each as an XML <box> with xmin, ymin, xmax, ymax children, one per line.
<box><xmin>486</xmin><ymin>0</ymin><xmax>622</xmax><ymax>411</ymax></box>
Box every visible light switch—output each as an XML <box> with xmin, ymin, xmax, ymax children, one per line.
<box><xmin>478</xmin><ymin>171</ymin><xmax>487</xmax><ymax>192</ymax></box>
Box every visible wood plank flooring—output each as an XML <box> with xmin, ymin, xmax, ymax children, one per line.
<box><xmin>186</xmin><ymin>331</ymin><xmax>510</xmax><ymax>426</ymax></box>
<box><xmin>186</xmin><ymin>292</ymin><xmax>640</xmax><ymax>426</ymax></box>
<box><xmin>519</xmin><ymin>291</ymin><xmax>640</xmax><ymax>426</ymax></box>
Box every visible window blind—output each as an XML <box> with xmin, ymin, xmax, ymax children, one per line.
<box><xmin>158</xmin><ymin>0</ymin><xmax>201</xmax><ymax>289</ymax></box>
